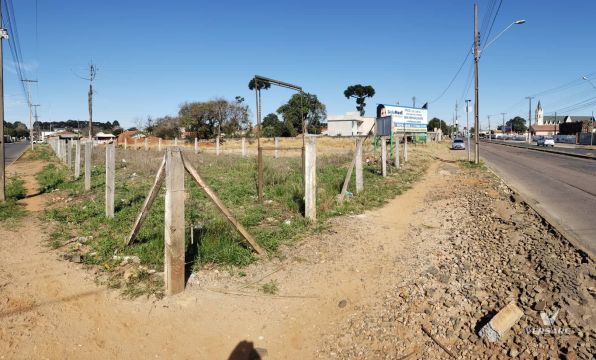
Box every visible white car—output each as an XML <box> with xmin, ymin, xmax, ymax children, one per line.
<box><xmin>536</xmin><ymin>137</ymin><xmax>554</xmax><ymax>147</ymax></box>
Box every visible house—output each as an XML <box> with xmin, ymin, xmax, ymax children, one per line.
<box><xmin>326</xmin><ymin>112</ymin><xmax>375</xmax><ymax>136</ymax></box>
<box><xmin>532</xmin><ymin>101</ymin><xmax>595</xmax><ymax>136</ymax></box>
<box><xmin>94</xmin><ymin>132</ymin><xmax>117</xmax><ymax>144</ymax></box>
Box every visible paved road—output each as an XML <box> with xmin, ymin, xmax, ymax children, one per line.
<box><xmin>480</xmin><ymin>142</ymin><xmax>596</xmax><ymax>255</ymax></box>
<box><xmin>4</xmin><ymin>142</ymin><xmax>29</xmax><ymax>166</ymax></box>
<box><xmin>490</xmin><ymin>140</ymin><xmax>595</xmax><ymax>157</ymax></box>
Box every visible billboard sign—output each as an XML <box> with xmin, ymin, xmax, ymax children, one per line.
<box><xmin>376</xmin><ymin>104</ymin><xmax>428</xmax><ymax>133</ymax></box>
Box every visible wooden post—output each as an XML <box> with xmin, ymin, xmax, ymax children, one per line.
<box><xmin>381</xmin><ymin>136</ymin><xmax>387</xmax><ymax>177</ymax></box>
<box><xmin>216</xmin><ymin>136</ymin><xmax>220</xmax><ymax>156</ymax></box>
<box><xmin>241</xmin><ymin>137</ymin><xmax>246</xmax><ymax>157</ymax></box>
<box><xmin>74</xmin><ymin>139</ymin><xmax>81</xmax><ymax>179</ymax></box>
<box><xmin>274</xmin><ymin>137</ymin><xmax>279</xmax><ymax>159</ymax></box>
<box><xmin>394</xmin><ymin>132</ymin><xmax>400</xmax><ymax>168</ymax></box>
<box><xmin>164</xmin><ymin>148</ymin><xmax>185</xmax><ymax>296</ymax></box>
<box><xmin>84</xmin><ymin>141</ymin><xmax>92</xmax><ymax>191</ymax></box>
<box><xmin>194</xmin><ymin>137</ymin><xmax>198</xmax><ymax>154</ymax></box>
<box><xmin>355</xmin><ymin>138</ymin><xmax>363</xmax><ymax>193</ymax></box>
<box><xmin>158</xmin><ymin>138</ymin><xmax>162</xmax><ymax>152</ymax></box>
<box><xmin>404</xmin><ymin>134</ymin><xmax>409</xmax><ymax>162</ymax></box>
<box><xmin>144</xmin><ymin>137</ymin><xmax>148</xmax><ymax>151</ymax></box>
<box><xmin>105</xmin><ymin>143</ymin><xmax>115</xmax><ymax>218</ymax></box>
<box><xmin>257</xmin><ymin>146</ymin><xmax>264</xmax><ymax>203</ymax></box>
<box><xmin>304</xmin><ymin>136</ymin><xmax>316</xmax><ymax>221</ymax></box>
<box><xmin>124</xmin><ymin>137</ymin><xmax>127</xmax><ymax>150</ymax></box>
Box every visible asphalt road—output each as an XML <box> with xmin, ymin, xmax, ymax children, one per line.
<box><xmin>489</xmin><ymin>140</ymin><xmax>595</xmax><ymax>156</ymax></box>
<box><xmin>480</xmin><ymin>142</ymin><xmax>596</xmax><ymax>256</ymax></box>
<box><xmin>4</xmin><ymin>142</ymin><xmax>29</xmax><ymax>166</ymax></box>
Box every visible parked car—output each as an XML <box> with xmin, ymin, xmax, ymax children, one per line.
<box><xmin>451</xmin><ymin>138</ymin><xmax>465</xmax><ymax>150</ymax></box>
<box><xmin>536</xmin><ymin>137</ymin><xmax>555</xmax><ymax>147</ymax></box>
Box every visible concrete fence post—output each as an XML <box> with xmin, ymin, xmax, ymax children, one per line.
<box><xmin>158</xmin><ymin>138</ymin><xmax>162</xmax><ymax>152</ymax></box>
<box><xmin>216</xmin><ymin>136</ymin><xmax>220</xmax><ymax>156</ymax></box>
<box><xmin>381</xmin><ymin>136</ymin><xmax>387</xmax><ymax>177</ymax></box>
<box><xmin>66</xmin><ymin>140</ymin><xmax>72</xmax><ymax>169</ymax></box>
<box><xmin>124</xmin><ymin>137</ymin><xmax>127</xmax><ymax>150</ymax></box>
<box><xmin>241</xmin><ymin>137</ymin><xmax>246</xmax><ymax>157</ymax></box>
<box><xmin>304</xmin><ymin>136</ymin><xmax>317</xmax><ymax>221</ymax></box>
<box><xmin>74</xmin><ymin>140</ymin><xmax>81</xmax><ymax>179</ymax></box>
<box><xmin>164</xmin><ymin>148</ymin><xmax>185</xmax><ymax>296</ymax></box>
<box><xmin>355</xmin><ymin>138</ymin><xmax>363</xmax><ymax>193</ymax></box>
<box><xmin>194</xmin><ymin>137</ymin><xmax>198</xmax><ymax>154</ymax></box>
<box><xmin>274</xmin><ymin>137</ymin><xmax>279</xmax><ymax>159</ymax></box>
<box><xmin>144</xmin><ymin>138</ymin><xmax>148</xmax><ymax>151</ymax></box>
<box><xmin>174</xmin><ymin>137</ymin><xmax>178</xmax><ymax>146</ymax></box>
<box><xmin>84</xmin><ymin>141</ymin><xmax>92</xmax><ymax>191</ymax></box>
<box><xmin>394</xmin><ymin>133</ymin><xmax>400</xmax><ymax>168</ymax></box>
<box><xmin>105</xmin><ymin>143</ymin><xmax>115</xmax><ymax>218</ymax></box>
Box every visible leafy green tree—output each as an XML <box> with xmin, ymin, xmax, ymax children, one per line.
<box><xmin>262</xmin><ymin>113</ymin><xmax>282</xmax><ymax>137</ymax></box>
<box><xmin>427</xmin><ymin>117</ymin><xmax>449</xmax><ymax>134</ymax></box>
<box><xmin>152</xmin><ymin>116</ymin><xmax>181</xmax><ymax>139</ymax></box>
<box><xmin>344</xmin><ymin>84</ymin><xmax>375</xmax><ymax>116</ymax></box>
<box><xmin>506</xmin><ymin>116</ymin><xmax>527</xmax><ymax>133</ymax></box>
<box><xmin>276</xmin><ymin>93</ymin><xmax>326</xmax><ymax>135</ymax></box>
<box><xmin>179</xmin><ymin>98</ymin><xmax>250</xmax><ymax>139</ymax></box>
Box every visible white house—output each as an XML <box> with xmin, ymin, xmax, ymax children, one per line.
<box><xmin>94</xmin><ymin>132</ymin><xmax>117</xmax><ymax>144</ymax></box>
<box><xmin>326</xmin><ymin>112</ymin><xmax>375</xmax><ymax>136</ymax></box>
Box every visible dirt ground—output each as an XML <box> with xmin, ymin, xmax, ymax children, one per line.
<box><xmin>0</xmin><ymin>146</ymin><xmax>593</xmax><ymax>359</ymax></box>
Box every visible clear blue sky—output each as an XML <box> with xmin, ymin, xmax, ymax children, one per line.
<box><xmin>5</xmin><ymin>0</ymin><xmax>596</xmax><ymax>130</ymax></box>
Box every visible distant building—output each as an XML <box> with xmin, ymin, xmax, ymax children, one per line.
<box><xmin>326</xmin><ymin>112</ymin><xmax>375</xmax><ymax>136</ymax></box>
<box><xmin>94</xmin><ymin>132</ymin><xmax>117</xmax><ymax>144</ymax></box>
<box><xmin>532</xmin><ymin>101</ymin><xmax>595</xmax><ymax>136</ymax></box>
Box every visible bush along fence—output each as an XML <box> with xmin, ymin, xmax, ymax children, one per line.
<box><xmin>45</xmin><ymin>134</ymin><xmax>416</xmax><ymax>296</ymax></box>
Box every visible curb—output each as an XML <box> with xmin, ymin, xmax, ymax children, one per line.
<box><xmin>484</xmin><ymin>165</ymin><xmax>593</xmax><ymax>261</ymax></box>
<box><xmin>6</xmin><ymin>144</ymin><xmax>30</xmax><ymax>169</ymax></box>
<box><xmin>485</xmin><ymin>141</ymin><xmax>594</xmax><ymax>160</ymax></box>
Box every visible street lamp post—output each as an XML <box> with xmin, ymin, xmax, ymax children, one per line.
<box><xmin>473</xmin><ymin>0</ymin><xmax>525</xmax><ymax>163</ymax></box>
<box><xmin>582</xmin><ymin>76</ymin><xmax>596</xmax><ymax>146</ymax></box>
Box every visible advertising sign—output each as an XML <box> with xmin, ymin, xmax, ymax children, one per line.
<box><xmin>376</xmin><ymin>104</ymin><xmax>428</xmax><ymax>133</ymax></box>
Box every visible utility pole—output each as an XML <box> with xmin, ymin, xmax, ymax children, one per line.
<box><xmin>0</xmin><ymin>6</ymin><xmax>7</xmax><ymax>202</ymax></box>
<box><xmin>465</xmin><ymin>99</ymin><xmax>471</xmax><ymax>161</ymax></box>
<box><xmin>32</xmin><ymin>104</ymin><xmax>40</xmax><ymax>143</ymax></box>
<box><xmin>455</xmin><ymin>100</ymin><xmax>459</xmax><ymax>136</ymax></box>
<box><xmin>488</xmin><ymin>115</ymin><xmax>491</xmax><ymax>141</ymax></box>
<box><xmin>22</xmin><ymin>79</ymin><xmax>38</xmax><ymax>149</ymax></box>
<box><xmin>525</xmin><ymin>96</ymin><xmax>534</xmax><ymax>143</ymax></box>
<box><xmin>412</xmin><ymin>96</ymin><xmax>416</xmax><ymax>108</ymax></box>
<box><xmin>87</xmin><ymin>64</ymin><xmax>96</xmax><ymax>140</ymax></box>
<box><xmin>501</xmin><ymin>113</ymin><xmax>507</xmax><ymax>135</ymax></box>
<box><xmin>473</xmin><ymin>0</ymin><xmax>480</xmax><ymax>164</ymax></box>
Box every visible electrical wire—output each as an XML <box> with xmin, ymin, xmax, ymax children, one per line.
<box><xmin>429</xmin><ymin>45</ymin><xmax>472</xmax><ymax>104</ymax></box>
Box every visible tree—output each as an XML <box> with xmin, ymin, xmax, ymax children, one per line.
<box><xmin>344</xmin><ymin>84</ymin><xmax>375</xmax><ymax>116</ymax></box>
<box><xmin>152</xmin><ymin>116</ymin><xmax>180</xmax><ymax>139</ymax></box>
<box><xmin>179</xmin><ymin>98</ymin><xmax>251</xmax><ymax>139</ymax></box>
<box><xmin>506</xmin><ymin>116</ymin><xmax>527</xmax><ymax>133</ymax></box>
<box><xmin>276</xmin><ymin>93</ymin><xmax>326</xmax><ymax>135</ymax></box>
<box><xmin>427</xmin><ymin>117</ymin><xmax>449</xmax><ymax>134</ymax></box>
<box><xmin>262</xmin><ymin>113</ymin><xmax>282</xmax><ymax>137</ymax></box>
<box><xmin>248</xmin><ymin>78</ymin><xmax>271</xmax><ymax>132</ymax></box>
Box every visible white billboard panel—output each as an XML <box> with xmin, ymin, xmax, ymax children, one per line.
<box><xmin>376</xmin><ymin>104</ymin><xmax>428</xmax><ymax>133</ymax></box>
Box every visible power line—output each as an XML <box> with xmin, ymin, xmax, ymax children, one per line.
<box><xmin>429</xmin><ymin>45</ymin><xmax>472</xmax><ymax>104</ymax></box>
<box><xmin>484</xmin><ymin>0</ymin><xmax>504</xmax><ymax>45</ymax></box>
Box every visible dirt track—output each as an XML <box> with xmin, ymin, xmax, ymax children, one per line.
<box><xmin>0</xmin><ymin>147</ymin><xmax>593</xmax><ymax>359</ymax></box>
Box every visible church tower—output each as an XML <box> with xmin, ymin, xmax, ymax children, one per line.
<box><xmin>535</xmin><ymin>100</ymin><xmax>544</xmax><ymax>125</ymax></box>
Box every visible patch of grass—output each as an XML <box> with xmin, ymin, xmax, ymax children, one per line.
<box><xmin>36</xmin><ymin>163</ymin><xmax>67</xmax><ymax>193</ymax></box>
<box><xmin>458</xmin><ymin>160</ymin><xmax>486</xmax><ymax>170</ymax></box>
<box><xmin>261</xmin><ymin>279</ymin><xmax>279</xmax><ymax>295</ymax></box>
<box><xmin>6</xmin><ymin>176</ymin><xmax>26</xmax><ymax>200</ymax></box>
<box><xmin>25</xmin><ymin>145</ymin><xmax>53</xmax><ymax>161</ymax></box>
<box><xmin>0</xmin><ymin>200</ymin><xmax>25</xmax><ymax>221</ymax></box>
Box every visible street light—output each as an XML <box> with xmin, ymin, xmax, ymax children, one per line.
<box><xmin>473</xmin><ymin>0</ymin><xmax>525</xmax><ymax>163</ymax></box>
<box><xmin>583</xmin><ymin>76</ymin><xmax>596</xmax><ymax>91</ymax></box>
<box><xmin>583</xmin><ymin>76</ymin><xmax>596</xmax><ymax>146</ymax></box>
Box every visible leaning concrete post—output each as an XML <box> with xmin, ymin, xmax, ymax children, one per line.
<box><xmin>381</xmin><ymin>137</ymin><xmax>387</xmax><ymax>177</ymax></box>
<box><xmin>74</xmin><ymin>140</ymin><xmax>81</xmax><ymax>179</ymax></box>
<box><xmin>105</xmin><ymin>143</ymin><xmax>115</xmax><ymax>218</ymax></box>
<box><xmin>241</xmin><ymin>137</ymin><xmax>247</xmax><ymax>157</ymax></box>
<box><xmin>194</xmin><ymin>137</ymin><xmax>198</xmax><ymax>154</ymax></box>
<box><xmin>355</xmin><ymin>138</ymin><xmax>363</xmax><ymax>193</ymax></box>
<box><xmin>304</xmin><ymin>136</ymin><xmax>317</xmax><ymax>221</ymax></box>
<box><xmin>274</xmin><ymin>137</ymin><xmax>279</xmax><ymax>158</ymax></box>
<box><xmin>394</xmin><ymin>133</ymin><xmax>400</xmax><ymax>168</ymax></box>
<box><xmin>84</xmin><ymin>141</ymin><xmax>92</xmax><ymax>191</ymax></box>
<box><xmin>216</xmin><ymin>136</ymin><xmax>220</xmax><ymax>156</ymax></box>
<box><xmin>144</xmin><ymin>137</ymin><xmax>148</xmax><ymax>151</ymax></box>
<box><xmin>164</xmin><ymin>148</ymin><xmax>185</xmax><ymax>296</ymax></box>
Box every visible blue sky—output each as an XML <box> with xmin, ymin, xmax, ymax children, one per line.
<box><xmin>5</xmin><ymin>0</ymin><xmax>596</xmax><ymax>129</ymax></box>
